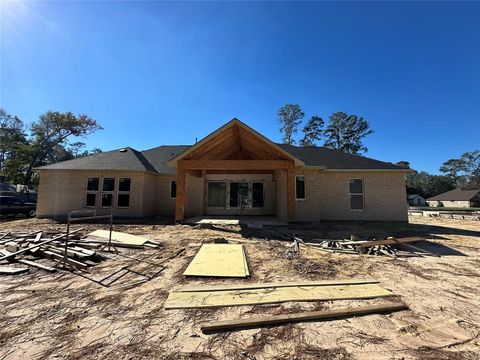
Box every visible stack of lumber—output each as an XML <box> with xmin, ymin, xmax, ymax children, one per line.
<box><xmin>304</xmin><ymin>236</ymin><xmax>432</xmax><ymax>257</ymax></box>
<box><xmin>0</xmin><ymin>229</ymin><xmax>103</xmax><ymax>274</ymax></box>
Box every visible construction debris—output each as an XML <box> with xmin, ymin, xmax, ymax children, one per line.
<box><xmin>0</xmin><ymin>228</ymin><xmax>164</xmax><ymax>278</ymax></box>
<box><xmin>200</xmin><ymin>301</ymin><xmax>408</xmax><ymax>333</ymax></box>
<box><xmin>183</xmin><ymin>243</ymin><xmax>250</xmax><ymax>277</ymax></box>
<box><xmin>87</xmin><ymin>230</ymin><xmax>160</xmax><ymax>248</ymax></box>
<box><xmin>164</xmin><ymin>281</ymin><xmax>394</xmax><ymax>309</ymax></box>
<box><xmin>304</xmin><ymin>236</ymin><xmax>430</xmax><ymax>257</ymax></box>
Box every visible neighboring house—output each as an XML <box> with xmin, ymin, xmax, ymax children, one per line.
<box><xmin>427</xmin><ymin>188</ymin><xmax>480</xmax><ymax>208</ymax></box>
<box><xmin>35</xmin><ymin>119</ymin><xmax>411</xmax><ymax>222</ymax></box>
<box><xmin>407</xmin><ymin>194</ymin><xmax>426</xmax><ymax>206</ymax></box>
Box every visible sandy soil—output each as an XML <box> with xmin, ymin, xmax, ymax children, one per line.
<box><xmin>0</xmin><ymin>216</ymin><xmax>479</xmax><ymax>360</ymax></box>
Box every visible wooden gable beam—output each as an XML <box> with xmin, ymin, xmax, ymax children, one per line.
<box><xmin>183</xmin><ymin>160</ymin><xmax>291</xmax><ymax>170</ymax></box>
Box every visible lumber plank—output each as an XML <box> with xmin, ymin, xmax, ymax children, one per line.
<box><xmin>0</xmin><ymin>228</ymin><xmax>84</xmax><ymax>262</ymax></box>
<box><xmin>0</xmin><ymin>266</ymin><xmax>29</xmax><ymax>275</ymax></box>
<box><xmin>0</xmin><ymin>249</ymin><xmax>56</xmax><ymax>272</ymax></box>
<box><xmin>179</xmin><ymin>279</ymin><xmax>379</xmax><ymax>292</ymax></box>
<box><xmin>39</xmin><ymin>250</ymin><xmax>89</xmax><ymax>270</ymax></box>
<box><xmin>200</xmin><ymin>302</ymin><xmax>408</xmax><ymax>333</ymax></box>
<box><xmin>165</xmin><ymin>283</ymin><xmax>394</xmax><ymax>309</ymax></box>
<box><xmin>360</xmin><ymin>237</ymin><xmax>425</xmax><ymax>248</ymax></box>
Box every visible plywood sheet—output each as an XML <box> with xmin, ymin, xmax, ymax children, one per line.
<box><xmin>165</xmin><ymin>283</ymin><xmax>394</xmax><ymax>309</ymax></box>
<box><xmin>88</xmin><ymin>230</ymin><xmax>149</xmax><ymax>245</ymax></box>
<box><xmin>183</xmin><ymin>244</ymin><xmax>249</xmax><ymax>277</ymax></box>
<box><xmin>179</xmin><ymin>279</ymin><xmax>379</xmax><ymax>292</ymax></box>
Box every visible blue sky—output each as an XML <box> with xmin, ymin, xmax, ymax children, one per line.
<box><xmin>1</xmin><ymin>1</ymin><xmax>479</xmax><ymax>173</ymax></box>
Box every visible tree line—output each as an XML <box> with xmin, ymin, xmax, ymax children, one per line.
<box><xmin>398</xmin><ymin>151</ymin><xmax>480</xmax><ymax>198</ymax></box>
<box><xmin>0</xmin><ymin>108</ymin><xmax>102</xmax><ymax>188</ymax></box>
<box><xmin>277</xmin><ymin>104</ymin><xmax>374</xmax><ymax>155</ymax></box>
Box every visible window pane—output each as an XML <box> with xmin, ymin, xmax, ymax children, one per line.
<box><xmin>117</xmin><ymin>194</ymin><xmax>130</xmax><ymax>207</ymax></box>
<box><xmin>349</xmin><ymin>179</ymin><xmax>363</xmax><ymax>194</ymax></box>
<box><xmin>170</xmin><ymin>181</ymin><xmax>177</xmax><ymax>198</ymax></box>
<box><xmin>208</xmin><ymin>182</ymin><xmax>226</xmax><ymax>207</ymax></box>
<box><xmin>101</xmin><ymin>193</ymin><xmax>113</xmax><ymax>207</ymax></box>
<box><xmin>85</xmin><ymin>193</ymin><xmax>96</xmax><ymax>207</ymax></box>
<box><xmin>103</xmin><ymin>178</ymin><xmax>115</xmax><ymax>191</ymax></box>
<box><xmin>252</xmin><ymin>182</ymin><xmax>264</xmax><ymax>207</ymax></box>
<box><xmin>229</xmin><ymin>182</ymin><xmax>239</xmax><ymax>207</ymax></box>
<box><xmin>119</xmin><ymin>178</ymin><xmax>131</xmax><ymax>192</ymax></box>
<box><xmin>350</xmin><ymin>194</ymin><xmax>364</xmax><ymax>210</ymax></box>
<box><xmin>296</xmin><ymin>176</ymin><xmax>305</xmax><ymax>199</ymax></box>
<box><xmin>87</xmin><ymin>178</ymin><xmax>99</xmax><ymax>191</ymax></box>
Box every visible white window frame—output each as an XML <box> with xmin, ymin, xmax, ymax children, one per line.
<box><xmin>84</xmin><ymin>177</ymin><xmax>99</xmax><ymax>208</ymax></box>
<box><xmin>349</xmin><ymin>178</ymin><xmax>365</xmax><ymax>212</ymax></box>
<box><xmin>101</xmin><ymin>178</ymin><xmax>115</xmax><ymax>208</ymax></box>
<box><xmin>295</xmin><ymin>175</ymin><xmax>306</xmax><ymax>201</ymax></box>
<box><xmin>117</xmin><ymin>177</ymin><xmax>131</xmax><ymax>208</ymax></box>
<box><xmin>170</xmin><ymin>180</ymin><xmax>177</xmax><ymax>199</ymax></box>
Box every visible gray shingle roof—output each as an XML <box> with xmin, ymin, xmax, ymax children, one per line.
<box><xmin>277</xmin><ymin>144</ymin><xmax>406</xmax><ymax>170</ymax></box>
<box><xmin>427</xmin><ymin>188</ymin><xmax>480</xmax><ymax>201</ymax></box>
<box><xmin>35</xmin><ymin>147</ymin><xmax>157</xmax><ymax>172</ymax></box>
<box><xmin>35</xmin><ymin>143</ymin><xmax>407</xmax><ymax>173</ymax></box>
<box><xmin>141</xmin><ymin>145</ymin><xmax>189</xmax><ymax>175</ymax></box>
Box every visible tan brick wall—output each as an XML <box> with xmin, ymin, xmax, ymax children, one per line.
<box><xmin>37</xmin><ymin>170</ymin><xmax>152</xmax><ymax>218</ymax></box>
<box><xmin>293</xmin><ymin>170</ymin><xmax>408</xmax><ymax>221</ymax></box>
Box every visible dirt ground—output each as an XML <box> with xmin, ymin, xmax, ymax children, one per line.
<box><xmin>0</xmin><ymin>216</ymin><xmax>479</xmax><ymax>360</ymax></box>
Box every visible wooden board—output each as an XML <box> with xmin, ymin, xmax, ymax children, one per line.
<box><xmin>183</xmin><ymin>244</ymin><xmax>249</xmax><ymax>278</ymax></box>
<box><xmin>360</xmin><ymin>237</ymin><xmax>424</xmax><ymax>248</ymax></box>
<box><xmin>200</xmin><ymin>302</ymin><xmax>408</xmax><ymax>332</ymax></box>
<box><xmin>165</xmin><ymin>283</ymin><xmax>394</xmax><ymax>309</ymax></box>
<box><xmin>179</xmin><ymin>279</ymin><xmax>379</xmax><ymax>292</ymax></box>
<box><xmin>0</xmin><ymin>266</ymin><xmax>29</xmax><ymax>275</ymax></box>
<box><xmin>87</xmin><ymin>230</ymin><xmax>149</xmax><ymax>245</ymax></box>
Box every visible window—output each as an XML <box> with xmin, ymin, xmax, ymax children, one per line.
<box><xmin>252</xmin><ymin>182</ymin><xmax>264</xmax><ymax>208</ymax></box>
<box><xmin>208</xmin><ymin>182</ymin><xmax>227</xmax><ymax>207</ymax></box>
<box><xmin>87</xmin><ymin>178</ymin><xmax>99</xmax><ymax>191</ymax></box>
<box><xmin>170</xmin><ymin>181</ymin><xmax>177</xmax><ymax>199</ymax></box>
<box><xmin>295</xmin><ymin>176</ymin><xmax>306</xmax><ymax>200</ymax></box>
<box><xmin>85</xmin><ymin>177</ymin><xmax>99</xmax><ymax>207</ymax></box>
<box><xmin>103</xmin><ymin>178</ymin><xmax>115</xmax><ymax>191</ymax></box>
<box><xmin>118</xmin><ymin>178</ymin><xmax>131</xmax><ymax>192</ymax></box>
<box><xmin>117</xmin><ymin>177</ymin><xmax>131</xmax><ymax>208</ymax></box>
<box><xmin>101</xmin><ymin>193</ymin><xmax>113</xmax><ymax>207</ymax></box>
<box><xmin>229</xmin><ymin>182</ymin><xmax>249</xmax><ymax>208</ymax></box>
<box><xmin>101</xmin><ymin>178</ymin><xmax>115</xmax><ymax>207</ymax></box>
<box><xmin>349</xmin><ymin>179</ymin><xmax>364</xmax><ymax>211</ymax></box>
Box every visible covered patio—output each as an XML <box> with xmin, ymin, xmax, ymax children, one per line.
<box><xmin>166</xmin><ymin>119</ymin><xmax>305</xmax><ymax>222</ymax></box>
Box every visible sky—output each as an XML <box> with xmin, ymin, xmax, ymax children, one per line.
<box><xmin>1</xmin><ymin>1</ymin><xmax>479</xmax><ymax>173</ymax></box>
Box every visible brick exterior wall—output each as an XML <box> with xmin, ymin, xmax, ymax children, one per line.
<box><xmin>37</xmin><ymin>168</ymin><xmax>408</xmax><ymax>221</ymax></box>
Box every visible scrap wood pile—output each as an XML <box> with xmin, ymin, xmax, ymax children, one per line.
<box><xmin>0</xmin><ymin>228</ymin><xmax>161</xmax><ymax>275</ymax></box>
<box><xmin>0</xmin><ymin>229</ymin><xmax>102</xmax><ymax>274</ymax></box>
<box><xmin>301</xmin><ymin>236</ymin><xmax>434</xmax><ymax>258</ymax></box>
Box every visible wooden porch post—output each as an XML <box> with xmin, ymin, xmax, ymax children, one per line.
<box><xmin>286</xmin><ymin>162</ymin><xmax>296</xmax><ymax>222</ymax></box>
<box><xmin>175</xmin><ymin>160</ymin><xmax>186</xmax><ymax>222</ymax></box>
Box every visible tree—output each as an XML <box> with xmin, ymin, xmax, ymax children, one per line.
<box><xmin>406</xmin><ymin>171</ymin><xmax>455</xmax><ymax>198</ymax></box>
<box><xmin>439</xmin><ymin>158</ymin><xmax>465</xmax><ymax>186</ymax></box>
<box><xmin>300</xmin><ymin>116</ymin><xmax>324</xmax><ymax>147</ymax></box>
<box><xmin>21</xmin><ymin>111</ymin><xmax>103</xmax><ymax>186</ymax></box>
<box><xmin>323</xmin><ymin>112</ymin><xmax>373</xmax><ymax>154</ymax></box>
<box><xmin>277</xmin><ymin>104</ymin><xmax>304</xmax><ymax>145</ymax></box>
<box><xmin>395</xmin><ymin>161</ymin><xmax>411</xmax><ymax>169</ymax></box>
<box><xmin>0</xmin><ymin>109</ymin><xmax>28</xmax><ymax>180</ymax></box>
<box><xmin>461</xmin><ymin>150</ymin><xmax>480</xmax><ymax>188</ymax></box>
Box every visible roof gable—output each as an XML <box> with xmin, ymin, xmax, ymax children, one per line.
<box><xmin>167</xmin><ymin>119</ymin><xmax>304</xmax><ymax>167</ymax></box>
